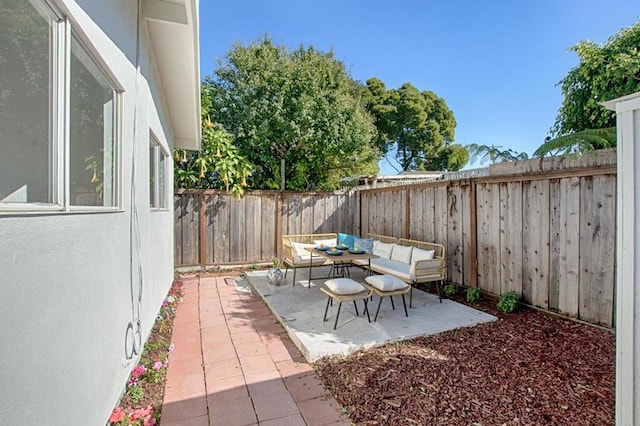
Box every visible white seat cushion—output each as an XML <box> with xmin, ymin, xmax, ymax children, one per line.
<box><xmin>325</xmin><ymin>278</ymin><xmax>366</xmax><ymax>295</ymax></box>
<box><xmin>365</xmin><ymin>275</ymin><xmax>409</xmax><ymax>292</ymax></box>
<box><xmin>390</xmin><ymin>244</ymin><xmax>413</xmax><ymax>264</ymax></box>
<box><xmin>369</xmin><ymin>258</ymin><xmax>411</xmax><ymax>280</ymax></box>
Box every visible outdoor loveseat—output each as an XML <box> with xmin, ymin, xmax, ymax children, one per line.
<box><xmin>352</xmin><ymin>233</ymin><xmax>446</xmax><ymax>306</ymax></box>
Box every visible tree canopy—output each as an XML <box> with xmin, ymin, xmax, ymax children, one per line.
<box><xmin>203</xmin><ymin>36</ymin><xmax>379</xmax><ymax>190</ymax></box>
<box><xmin>552</xmin><ymin>20</ymin><xmax>640</xmax><ymax>137</ymax></box>
<box><xmin>364</xmin><ymin>78</ymin><xmax>466</xmax><ymax>171</ymax></box>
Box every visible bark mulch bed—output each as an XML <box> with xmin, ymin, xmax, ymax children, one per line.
<box><xmin>314</xmin><ymin>293</ymin><xmax>615</xmax><ymax>425</ymax></box>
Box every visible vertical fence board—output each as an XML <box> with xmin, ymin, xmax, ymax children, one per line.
<box><xmin>500</xmin><ymin>181</ymin><xmax>523</xmax><ymax>295</ymax></box>
<box><xmin>552</xmin><ymin>177</ymin><xmax>581</xmax><ymax>316</ymax></box>
<box><xmin>477</xmin><ymin>183</ymin><xmax>501</xmax><ymax>295</ymax></box>
<box><xmin>360</xmin><ymin>193</ymin><xmax>369</xmax><ymax>236</ymax></box>
<box><xmin>392</xmin><ymin>190</ymin><xmax>403</xmax><ymax>237</ymax></box>
<box><xmin>409</xmin><ymin>188</ymin><xmax>424</xmax><ymax>240</ymax></box>
<box><xmin>213</xmin><ymin>194</ymin><xmax>229</xmax><ymax>263</ymax></box>
<box><xmin>245</xmin><ymin>195</ymin><xmax>261</xmax><ymax>262</ymax></box>
<box><xmin>180</xmin><ymin>194</ymin><xmax>200</xmax><ymax>265</ymax></box>
<box><xmin>461</xmin><ymin>184</ymin><xmax>472</xmax><ymax>286</ymax></box>
<box><xmin>435</xmin><ymin>186</ymin><xmax>448</xmax><ymax>246</ymax></box>
<box><xmin>204</xmin><ymin>194</ymin><xmax>214</xmax><ymax>264</ymax></box>
<box><xmin>522</xmin><ymin>180</ymin><xmax>550</xmax><ymax>309</ymax></box>
<box><xmin>173</xmin><ymin>195</ymin><xmax>184</xmax><ymax>265</ymax></box>
<box><xmin>229</xmin><ymin>196</ymin><xmax>245</xmax><ymax>262</ymax></box>
<box><xmin>262</xmin><ymin>194</ymin><xmax>276</xmax><ymax>260</ymax></box>
<box><xmin>579</xmin><ymin>175</ymin><xmax>616</xmax><ymax>326</ymax></box>
<box><xmin>423</xmin><ymin>187</ymin><xmax>436</xmax><ymax>242</ymax></box>
<box><xmin>447</xmin><ymin>185</ymin><xmax>464</xmax><ymax>284</ymax></box>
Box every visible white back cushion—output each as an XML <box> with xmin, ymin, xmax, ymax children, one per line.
<box><xmin>373</xmin><ymin>241</ymin><xmax>394</xmax><ymax>259</ymax></box>
<box><xmin>390</xmin><ymin>244</ymin><xmax>413</xmax><ymax>264</ymax></box>
<box><xmin>314</xmin><ymin>238</ymin><xmax>336</xmax><ymax>248</ymax></box>
<box><xmin>291</xmin><ymin>242</ymin><xmax>315</xmax><ymax>263</ymax></box>
<box><xmin>325</xmin><ymin>278</ymin><xmax>365</xmax><ymax>295</ymax></box>
<box><xmin>411</xmin><ymin>247</ymin><xmax>436</xmax><ymax>263</ymax></box>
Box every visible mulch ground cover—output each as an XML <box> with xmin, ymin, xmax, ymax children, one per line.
<box><xmin>314</xmin><ymin>293</ymin><xmax>615</xmax><ymax>425</ymax></box>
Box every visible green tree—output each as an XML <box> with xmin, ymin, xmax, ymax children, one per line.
<box><xmin>365</xmin><ymin>78</ymin><xmax>465</xmax><ymax>171</ymax></box>
<box><xmin>552</xmin><ymin>20</ymin><xmax>640</xmax><ymax>137</ymax></box>
<box><xmin>174</xmin><ymin>118</ymin><xmax>253</xmax><ymax>197</ymax></box>
<box><xmin>204</xmin><ymin>36</ymin><xmax>379</xmax><ymax>190</ymax></box>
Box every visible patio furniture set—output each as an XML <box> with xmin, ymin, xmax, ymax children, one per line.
<box><xmin>281</xmin><ymin>232</ymin><xmax>447</xmax><ymax>328</ymax></box>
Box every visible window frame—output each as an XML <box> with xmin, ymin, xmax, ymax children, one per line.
<box><xmin>0</xmin><ymin>0</ymin><xmax>123</xmax><ymax>214</ymax></box>
<box><xmin>149</xmin><ymin>133</ymin><xmax>169</xmax><ymax>211</ymax></box>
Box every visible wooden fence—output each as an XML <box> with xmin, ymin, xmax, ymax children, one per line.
<box><xmin>175</xmin><ymin>150</ymin><xmax>617</xmax><ymax>327</ymax></box>
<box><xmin>174</xmin><ymin>190</ymin><xmax>358</xmax><ymax>267</ymax></box>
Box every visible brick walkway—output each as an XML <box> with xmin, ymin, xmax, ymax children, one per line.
<box><xmin>161</xmin><ymin>275</ymin><xmax>350</xmax><ymax>426</ymax></box>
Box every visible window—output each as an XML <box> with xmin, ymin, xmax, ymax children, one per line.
<box><xmin>149</xmin><ymin>135</ymin><xmax>168</xmax><ymax>209</ymax></box>
<box><xmin>0</xmin><ymin>0</ymin><xmax>120</xmax><ymax>211</ymax></box>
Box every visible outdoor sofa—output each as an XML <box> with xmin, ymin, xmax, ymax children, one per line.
<box><xmin>281</xmin><ymin>232</ymin><xmax>446</xmax><ymax>305</ymax></box>
<box><xmin>352</xmin><ymin>233</ymin><xmax>446</xmax><ymax>306</ymax></box>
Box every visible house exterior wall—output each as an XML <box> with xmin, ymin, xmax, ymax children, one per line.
<box><xmin>0</xmin><ymin>1</ymin><xmax>183</xmax><ymax>424</ymax></box>
<box><xmin>604</xmin><ymin>92</ymin><xmax>640</xmax><ymax>426</ymax></box>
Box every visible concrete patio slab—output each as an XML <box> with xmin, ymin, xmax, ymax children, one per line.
<box><xmin>243</xmin><ymin>267</ymin><xmax>496</xmax><ymax>362</ymax></box>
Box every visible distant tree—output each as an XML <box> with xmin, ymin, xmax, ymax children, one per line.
<box><xmin>534</xmin><ymin>127</ymin><xmax>616</xmax><ymax>157</ymax></box>
<box><xmin>364</xmin><ymin>78</ymin><xmax>465</xmax><ymax>171</ymax></box>
<box><xmin>552</xmin><ymin>20</ymin><xmax>640</xmax><ymax>137</ymax></box>
<box><xmin>466</xmin><ymin>143</ymin><xmax>529</xmax><ymax>165</ymax></box>
<box><xmin>204</xmin><ymin>36</ymin><xmax>379</xmax><ymax>190</ymax></box>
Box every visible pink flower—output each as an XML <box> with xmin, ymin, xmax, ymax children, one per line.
<box><xmin>143</xmin><ymin>414</ymin><xmax>157</xmax><ymax>426</ymax></box>
<box><xmin>131</xmin><ymin>405</ymin><xmax>154</xmax><ymax>421</ymax></box>
<box><xmin>152</xmin><ymin>361</ymin><xmax>163</xmax><ymax>371</ymax></box>
<box><xmin>168</xmin><ymin>344</ymin><xmax>175</xmax><ymax>352</ymax></box>
<box><xmin>109</xmin><ymin>406</ymin><xmax>125</xmax><ymax>423</ymax></box>
<box><xmin>132</xmin><ymin>365</ymin><xmax>147</xmax><ymax>377</ymax></box>
<box><xmin>128</xmin><ymin>377</ymin><xmax>138</xmax><ymax>387</ymax></box>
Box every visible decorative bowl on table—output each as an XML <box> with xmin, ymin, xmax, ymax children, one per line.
<box><xmin>315</xmin><ymin>244</ymin><xmax>329</xmax><ymax>251</ymax></box>
<box><xmin>336</xmin><ymin>243</ymin><xmax>350</xmax><ymax>250</ymax></box>
<box><xmin>348</xmin><ymin>247</ymin><xmax>365</xmax><ymax>254</ymax></box>
<box><xmin>326</xmin><ymin>247</ymin><xmax>343</xmax><ymax>255</ymax></box>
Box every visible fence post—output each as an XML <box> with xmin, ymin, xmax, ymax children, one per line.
<box><xmin>199</xmin><ymin>191</ymin><xmax>206</xmax><ymax>270</ymax></box>
<box><xmin>469</xmin><ymin>180</ymin><xmax>478</xmax><ymax>288</ymax></box>
<box><xmin>275</xmin><ymin>192</ymin><xmax>283</xmax><ymax>257</ymax></box>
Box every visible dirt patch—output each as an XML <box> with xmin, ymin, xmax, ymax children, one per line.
<box><xmin>315</xmin><ymin>294</ymin><xmax>615</xmax><ymax>425</ymax></box>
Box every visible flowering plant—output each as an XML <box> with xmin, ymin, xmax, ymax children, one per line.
<box><xmin>108</xmin><ymin>281</ymin><xmax>183</xmax><ymax>425</ymax></box>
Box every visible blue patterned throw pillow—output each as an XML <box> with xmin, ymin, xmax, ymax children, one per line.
<box><xmin>353</xmin><ymin>237</ymin><xmax>374</xmax><ymax>253</ymax></box>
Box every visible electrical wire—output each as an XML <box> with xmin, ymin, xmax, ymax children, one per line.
<box><xmin>125</xmin><ymin>0</ymin><xmax>143</xmax><ymax>360</ymax></box>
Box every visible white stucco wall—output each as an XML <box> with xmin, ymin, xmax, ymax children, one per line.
<box><xmin>0</xmin><ymin>1</ymin><xmax>181</xmax><ymax>424</ymax></box>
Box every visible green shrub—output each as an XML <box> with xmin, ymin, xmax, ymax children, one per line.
<box><xmin>466</xmin><ymin>287</ymin><xmax>482</xmax><ymax>303</ymax></box>
<box><xmin>443</xmin><ymin>283</ymin><xmax>458</xmax><ymax>297</ymax></box>
<box><xmin>497</xmin><ymin>291</ymin><xmax>520</xmax><ymax>313</ymax></box>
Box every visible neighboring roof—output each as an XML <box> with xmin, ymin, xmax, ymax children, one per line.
<box><xmin>143</xmin><ymin>0</ymin><xmax>201</xmax><ymax>150</ymax></box>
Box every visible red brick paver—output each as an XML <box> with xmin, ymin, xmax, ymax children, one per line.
<box><xmin>161</xmin><ymin>275</ymin><xmax>350</xmax><ymax>425</ymax></box>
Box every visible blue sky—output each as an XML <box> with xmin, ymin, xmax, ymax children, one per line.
<box><xmin>199</xmin><ymin>1</ymin><xmax>638</xmax><ymax>174</ymax></box>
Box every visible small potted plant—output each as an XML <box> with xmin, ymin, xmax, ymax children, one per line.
<box><xmin>267</xmin><ymin>256</ymin><xmax>284</xmax><ymax>286</ymax></box>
